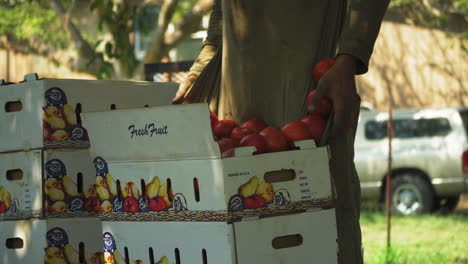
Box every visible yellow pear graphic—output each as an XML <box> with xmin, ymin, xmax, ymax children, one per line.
<box><xmin>146</xmin><ymin>176</ymin><xmax>160</xmax><ymax>199</ymax></box>
<box><xmin>62</xmin><ymin>104</ymin><xmax>77</xmax><ymax>125</ymax></box>
<box><xmin>239</xmin><ymin>176</ymin><xmax>259</xmax><ymax>198</ymax></box>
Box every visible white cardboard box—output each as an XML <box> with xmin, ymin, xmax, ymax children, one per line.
<box><xmin>101</xmin><ymin>209</ymin><xmax>338</xmax><ymax>264</ymax></box>
<box><xmin>0</xmin><ymin>73</ymin><xmax>178</xmax><ymax>153</ymax></box>
<box><xmin>0</xmin><ymin>217</ymin><xmax>103</xmax><ymax>264</ymax></box>
<box><xmin>82</xmin><ymin>104</ymin><xmax>333</xmax><ymax>220</ymax></box>
<box><xmin>0</xmin><ymin>149</ymin><xmax>98</xmax><ymax>220</ymax></box>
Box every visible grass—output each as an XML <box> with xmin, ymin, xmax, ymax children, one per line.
<box><xmin>360</xmin><ymin>202</ymin><xmax>468</xmax><ymax>264</ymax></box>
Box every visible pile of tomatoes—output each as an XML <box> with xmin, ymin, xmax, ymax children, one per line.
<box><xmin>212</xmin><ymin>59</ymin><xmax>335</xmax><ymax>158</ymax></box>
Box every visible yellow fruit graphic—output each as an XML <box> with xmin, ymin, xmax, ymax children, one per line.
<box><xmin>64</xmin><ymin>244</ymin><xmax>79</xmax><ymax>264</ymax></box>
<box><xmin>103</xmin><ymin>252</ymin><xmax>114</xmax><ymax>264</ymax></box>
<box><xmin>50</xmin><ymin>129</ymin><xmax>69</xmax><ymax>141</ymax></box>
<box><xmin>256</xmin><ymin>181</ymin><xmax>275</xmax><ymax>203</ymax></box>
<box><xmin>45</xmin><ymin>178</ymin><xmax>65</xmax><ymax>201</ymax></box>
<box><xmin>113</xmin><ymin>250</ymin><xmax>126</xmax><ymax>264</ymax></box>
<box><xmin>0</xmin><ymin>186</ymin><xmax>12</xmax><ymax>209</ymax></box>
<box><xmin>123</xmin><ymin>182</ymin><xmax>140</xmax><ymax>200</ymax></box>
<box><xmin>50</xmin><ymin>201</ymin><xmax>67</xmax><ymax>212</ymax></box>
<box><xmin>146</xmin><ymin>176</ymin><xmax>160</xmax><ymax>199</ymax></box>
<box><xmin>84</xmin><ymin>184</ymin><xmax>97</xmax><ymax>198</ymax></box>
<box><xmin>87</xmin><ymin>252</ymin><xmax>105</xmax><ymax>264</ymax></box>
<box><xmin>157</xmin><ymin>256</ymin><xmax>169</xmax><ymax>264</ymax></box>
<box><xmin>44</xmin><ymin>106</ymin><xmax>64</xmax><ymax>119</ymax></box>
<box><xmin>96</xmin><ymin>176</ymin><xmax>111</xmax><ymax>200</ymax></box>
<box><xmin>106</xmin><ymin>174</ymin><xmax>118</xmax><ymax>196</ymax></box>
<box><xmin>62</xmin><ymin>176</ymin><xmax>80</xmax><ymax>197</ymax></box>
<box><xmin>63</xmin><ymin>104</ymin><xmax>77</xmax><ymax>125</ymax></box>
<box><xmin>45</xmin><ymin>247</ymin><xmax>67</xmax><ymax>264</ymax></box>
<box><xmin>239</xmin><ymin>176</ymin><xmax>259</xmax><ymax>198</ymax></box>
<box><xmin>158</xmin><ymin>182</ymin><xmax>171</xmax><ymax>206</ymax></box>
<box><xmin>101</xmin><ymin>200</ymin><xmax>112</xmax><ymax>212</ymax></box>
<box><xmin>44</xmin><ymin>115</ymin><xmax>67</xmax><ymax>130</ymax></box>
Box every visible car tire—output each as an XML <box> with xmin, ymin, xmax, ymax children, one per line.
<box><xmin>390</xmin><ymin>174</ymin><xmax>434</xmax><ymax>215</ymax></box>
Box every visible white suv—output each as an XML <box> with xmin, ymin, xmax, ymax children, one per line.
<box><xmin>355</xmin><ymin>107</ymin><xmax>468</xmax><ymax>215</ymax></box>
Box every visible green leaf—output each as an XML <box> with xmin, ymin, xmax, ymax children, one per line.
<box><xmin>105</xmin><ymin>42</ymin><xmax>113</xmax><ymax>58</ymax></box>
<box><xmin>89</xmin><ymin>0</ymin><xmax>102</xmax><ymax>11</ymax></box>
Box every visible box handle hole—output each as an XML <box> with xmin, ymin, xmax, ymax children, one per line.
<box><xmin>77</xmin><ymin>172</ymin><xmax>83</xmax><ymax>193</ymax></box>
<box><xmin>202</xmin><ymin>249</ymin><xmax>208</xmax><ymax>264</ymax></box>
<box><xmin>264</xmin><ymin>169</ymin><xmax>296</xmax><ymax>183</ymax></box>
<box><xmin>141</xmin><ymin>179</ymin><xmax>147</xmax><ymax>201</ymax></box>
<box><xmin>116</xmin><ymin>180</ymin><xmax>123</xmax><ymax>200</ymax></box>
<box><xmin>6</xmin><ymin>169</ymin><xmax>23</xmax><ymax>180</ymax></box>
<box><xmin>148</xmin><ymin>247</ymin><xmax>155</xmax><ymax>264</ymax></box>
<box><xmin>75</xmin><ymin>103</ymin><xmax>82</xmax><ymax>125</ymax></box>
<box><xmin>6</xmin><ymin>238</ymin><xmax>24</xmax><ymax>249</ymax></box>
<box><xmin>193</xmin><ymin>178</ymin><xmax>200</xmax><ymax>202</ymax></box>
<box><xmin>110</xmin><ymin>104</ymin><xmax>116</xmax><ymax>110</ymax></box>
<box><xmin>174</xmin><ymin>248</ymin><xmax>181</xmax><ymax>264</ymax></box>
<box><xmin>272</xmin><ymin>234</ymin><xmax>303</xmax><ymax>249</ymax></box>
<box><xmin>5</xmin><ymin>101</ymin><xmax>22</xmax><ymax>112</ymax></box>
<box><xmin>124</xmin><ymin>246</ymin><xmax>129</xmax><ymax>264</ymax></box>
<box><xmin>167</xmin><ymin>178</ymin><xmax>173</xmax><ymax>202</ymax></box>
<box><xmin>79</xmin><ymin>242</ymin><xmax>85</xmax><ymax>263</ymax></box>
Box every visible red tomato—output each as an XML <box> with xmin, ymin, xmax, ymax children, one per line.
<box><xmin>260</xmin><ymin>126</ymin><xmax>288</xmax><ymax>153</ymax></box>
<box><xmin>210</xmin><ymin>111</ymin><xmax>219</xmax><ymax>128</ymax></box>
<box><xmin>240</xmin><ymin>119</ymin><xmax>267</xmax><ymax>134</ymax></box>
<box><xmin>306</xmin><ymin>90</ymin><xmax>333</xmax><ymax>118</ymax></box>
<box><xmin>282</xmin><ymin>121</ymin><xmax>312</xmax><ymax>143</ymax></box>
<box><xmin>231</xmin><ymin>127</ymin><xmax>254</xmax><ymax>141</ymax></box>
<box><xmin>222</xmin><ymin>148</ymin><xmax>235</xmax><ymax>158</ymax></box>
<box><xmin>213</xmin><ymin>120</ymin><xmax>237</xmax><ymax>138</ymax></box>
<box><xmin>300</xmin><ymin>115</ymin><xmax>326</xmax><ymax>143</ymax></box>
<box><xmin>240</xmin><ymin>134</ymin><xmax>268</xmax><ymax>154</ymax></box>
<box><xmin>218</xmin><ymin>138</ymin><xmax>239</xmax><ymax>153</ymax></box>
<box><xmin>313</xmin><ymin>58</ymin><xmax>335</xmax><ymax>83</ymax></box>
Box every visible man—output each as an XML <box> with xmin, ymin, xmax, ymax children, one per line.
<box><xmin>173</xmin><ymin>1</ymin><xmax>389</xmax><ymax>263</ymax></box>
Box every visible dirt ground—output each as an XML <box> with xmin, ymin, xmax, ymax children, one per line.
<box><xmin>455</xmin><ymin>193</ymin><xmax>468</xmax><ymax>213</ymax></box>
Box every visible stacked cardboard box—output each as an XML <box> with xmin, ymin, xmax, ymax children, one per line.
<box><xmin>79</xmin><ymin>103</ymin><xmax>339</xmax><ymax>264</ymax></box>
<box><xmin>0</xmin><ymin>74</ymin><xmax>178</xmax><ymax>263</ymax></box>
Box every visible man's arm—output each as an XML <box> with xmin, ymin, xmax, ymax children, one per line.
<box><xmin>173</xmin><ymin>0</ymin><xmax>222</xmax><ymax>103</ymax></box>
<box><xmin>337</xmin><ymin>0</ymin><xmax>390</xmax><ymax>75</ymax></box>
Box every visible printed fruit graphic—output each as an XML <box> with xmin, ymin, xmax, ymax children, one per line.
<box><xmin>301</xmin><ymin>114</ymin><xmax>326</xmax><ymax>143</ymax></box>
<box><xmin>43</xmin><ymin>115</ymin><xmax>67</xmax><ymax>130</ymax></box>
<box><xmin>240</xmin><ymin>119</ymin><xmax>267</xmax><ymax>134</ymax></box>
<box><xmin>0</xmin><ymin>186</ymin><xmax>12</xmax><ymax>211</ymax></box>
<box><xmin>44</xmin><ymin>106</ymin><xmax>64</xmax><ymax>119</ymax></box>
<box><xmin>230</xmin><ymin>126</ymin><xmax>254</xmax><ymax>141</ymax></box>
<box><xmin>113</xmin><ymin>250</ymin><xmax>126</xmax><ymax>264</ymax></box>
<box><xmin>85</xmin><ymin>197</ymin><xmax>101</xmax><ymax>213</ymax></box>
<box><xmin>106</xmin><ymin>173</ymin><xmax>118</xmax><ymax>196</ymax></box>
<box><xmin>62</xmin><ymin>176</ymin><xmax>80</xmax><ymax>197</ymax></box>
<box><xmin>306</xmin><ymin>89</ymin><xmax>332</xmax><ymax>118</ymax></box>
<box><xmin>96</xmin><ymin>176</ymin><xmax>111</xmax><ymax>200</ymax></box>
<box><xmin>313</xmin><ymin>58</ymin><xmax>335</xmax><ymax>83</ymax></box>
<box><xmin>43</xmin><ymin>123</ymin><xmax>52</xmax><ymax>140</ymax></box>
<box><xmin>62</xmin><ymin>104</ymin><xmax>77</xmax><ymax>125</ymax></box>
<box><xmin>44</xmin><ymin>246</ymin><xmax>67</xmax><ymax>264</ymax></box>
<box><xmin>157</xmin><ymin>182</ymin><xmax>172</xmax><ymax>206</ymax></box>
<box><xmin>259</xmin><ymin>126</ymin><xmax>288</xmax><ymax>153</ymax></box>
<box><xmin>50</xmin><ymin>129</ymin><xmax>69</xmax><ymax>141</ymax></box>
<box><xmin>100</xmin><ymin>200</ymin><xmax>113</xmax><ymax>212</ymax></box>
<box><xmin>45</xmin><ymin>178</ymin><xmax>65</xmax><ymax>201</ymax></box>
<box><xmin>217</xmin><ymin>138</ymin><xmax>239</xmax><ymax>153</ymax></box>
<box><xmin>244</xmin><ymin>195</ymin><xmax>267</xmax><ymax>209</ymax></box>
<box><xmin>149</xmin><ymin>196</ymin><xmax>170</xmax><ymax>211</ymax></box>
<box><xmin>213</xmin><ymin>120</ymin><xmax>237</xmax><ymax>138</ymax></box>
<box><xmin>240</xmin><ymin>134</ymin><xmax>267</xmax><ymax>154</ymax></box>
<box><xmin>146</xmin><ymin>176</ymin><xmax>161</xmax><ymax>199</ymax></box>
<box><xmin>84</xmin><ymin>184</ymin><xmax>97</xmax><ymax>198</ymax></box>
<box><xmin>123</xmin><ymin>196</ymin><xmax>139</xmax><ymax>213</ymax></box>
<box><xmin>122</xmin><ymin>182</ymin><xmax>140</xmax><ymax>200</ymax></box>
<box><xmin>157</xmin><ymin>256</ymin><xmax>176</xmax><ymax>264</ymax></box>
<box><xmin>256</xmin><ymin>180</ymin><xmax>275</xmax><ymax>203</ymax></box>
<box><xmin>282</xmin><ymin>121</ymin><xmax>312</xmax><ymax>143</ymax></box>
<box><xmin>50</xmin><ymin>201</ymin><xmax>67</xmax><ymax>213</ymax></box>
<box><xmin>64</xmin><ymin>244</ymin><xmax>79</xmax><ymax>264</ymax></box>
<box><xmin>239</xmin><ymin>176</ymin><xmax>260</xmax><ymax>198</ymax></box>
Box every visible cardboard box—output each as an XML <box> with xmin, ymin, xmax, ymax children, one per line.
<box><xmin>0</xmin><ymin>217</ymin><xmax>103</xmax><ymax>264</ymax></box>
<box><xmin>0</xmin><ymin>149</ymin><xmax>98</xmax><ymax>220</ymax></box>
<box><xmin>82</xmin><ymin>104</ymin><xmax>333</xmax><ymax>221</ymax></box>
<box><xmin>101</xmin><ymin>209</ymin><xmax>338</xmax><ymax>264</ymax></box>
<box><xmin>0</xmin><ymin>73</ymin><xmax>178</xmax><ymax>153</ymax></box>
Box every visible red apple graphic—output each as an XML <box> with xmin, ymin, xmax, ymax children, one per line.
<box><xmin>85</xmin><ymin>197</ymin><xmax>101</xmax><ymax>213</ymax></box>
<box><xmin>123</xmin><ymin>196</ymin><xmax>139</xmax><ymax>213</ymax></box>
<box><xmin>149</xmin><ymin>196</ymin><xmax>170</xmax><ymax>211</ymax></box>
<box><xmin>0</xmin><ymin>201</ymin><xmax>7</xmax><ymax>213</ymax></box>
<box><xmin>244</xmin><ymin>195</ymin><xmax>267</xmax><ymax>209</ymax></box>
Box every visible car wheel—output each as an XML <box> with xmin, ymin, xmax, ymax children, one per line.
<box><xmin>391</xmin><ymin>174</ymin><xmax>434</xmax><ymax>215</ymax></box>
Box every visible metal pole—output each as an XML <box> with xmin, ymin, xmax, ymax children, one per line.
<box><xmin>386</xmin><ymin>102</ymin><xmax>393</xmax><ymax>249</ymax></box>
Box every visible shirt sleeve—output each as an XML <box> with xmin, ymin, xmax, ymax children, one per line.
<box><xmin>189</xmin><ymin>0</ymin><xmax>223</xmax><ymax>76</ymax></box>
<box><xmin>337</xmin><ymin>0</ymin><xmax>390</xmax><ymax>74</ymax></box>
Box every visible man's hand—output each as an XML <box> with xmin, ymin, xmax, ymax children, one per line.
<box><xmin>308</xmin><ymin>54</ymin><xmax>361</xmax><ymax>137</ymax></box>
<box><xmin>172</xmin><ymin>74</ymin><xmax>198</xmax><ymax>104</ymax></box>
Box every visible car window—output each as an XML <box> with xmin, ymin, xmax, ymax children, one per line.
<box><xmin>365</xmin><ymin>118</ymin><xmax>451</xmax><ymax>140</ymax></box>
